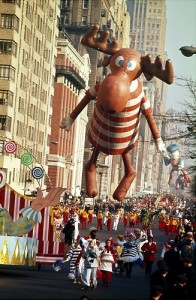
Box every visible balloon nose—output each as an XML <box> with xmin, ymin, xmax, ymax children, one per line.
<box><xmin>100</xmin><ymin>105</ymin><xmax>116</xmax><ymax>114</ymax></box>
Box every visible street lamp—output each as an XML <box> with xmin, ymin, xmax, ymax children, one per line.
<box><xmin>179</xmin><ymin>46</ymin><xmax>196</xmax><ymax>57</ymax></box>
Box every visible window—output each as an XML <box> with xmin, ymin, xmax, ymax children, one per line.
<box><xmin>83</xmin><ymin>0</ymin><xmax>88</xmax><ymax>9</ymax></box>
<box><xmin>24</xmin><ymin>25</ymin><xmax>31</xmax><ymax>45</ymax></box>
<box><xmin>22</xmin><ymin>49</ymin><xmax>29</xmax><ymax>67</ymax></box>
<box><xmin>18</xmin><ymin>97</ymin><xmax>25</xmax><ymax>113</ymax></box>
<box><xmin>0</xmin><ymin>14</ymin><xmax>19</xmax><ymax>31</ymax></box>
<box><xmin>0</xmin><ymin>141</ymin><xmax>4</xmax><ymax>154</ymax></box>
<box><xmin>16</xmin><ymin>120</ymin><xmax>24</xmax><ymax>136</ymax></box>
<box><xmin>0</xmin><ymin>90</ymin><xmax>13</xmax><ymax>106</ymax></box>
<box><xmin>101</xmin><ymin>9</ymin><xmax>106</xmax><ymax>17</ymax></box>
<box><xmin>0</xmin><ymin>115</ymin><xmax>12</xmax><ymax>131</ymax></box>
<box><xmin>0</xmin><ymin>39</ymin><xmax>17</xmax><ymax>56</ymax></box>
<box><xmin>2</xmin><ymin>0</ymin><xmax>21</xmax><ymax>6</ymax></box>
<box><xmin>82</xmin><ymin>16</ymin><xmax>87</xmax><ymax>26</ymax></box>
<box><xmin>0</xmin><ymin>65</ymin><xmax>15</xmax><ymax>80</ymax></box>
<box><xmin>20</xmin><ymin>73</ymin><xmax>28</xmax><ymax>90</ymax></box>
<box><xmin>26</xmin><ymin>1</ymin><xmax>33</xmax><ymax>21</ymax></box>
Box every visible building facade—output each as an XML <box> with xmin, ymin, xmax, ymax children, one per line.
<box><xmin>0</xmin><ymin>0</ymin><xmax>59</xmax><ymax>194</ymax></box>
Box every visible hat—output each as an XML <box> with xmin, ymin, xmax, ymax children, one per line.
<box><xmin>134</xmin><ymin>228</ymin><xmax>141</xmax><ymax>235</ymax></box>
<box><xmin>186</xmin><ymin>231</ymin><xmax>193</xmax><ymax>236</ymax></box>
<box><xmin>176</xmin><ymin>274</ymin><xmax>188</xmax><ymax>283</ymax></box>
<box><xmin>89</xmin><ymin>227</ymin><xmax>97</xmax><ymax>233</ymax></box>
<box><xmin>118</xmin><ymin>234</ymin><xmax>124</xmax><ymax>239</ymax></box>
<box><xmin>166</xmin><ymin>144</ymin><xmax>179</xmax><ymax>153</ymax></box>
<box><xmin>157</xmin><ymin>260</ymin><xmax>169</xmax><ymax>272</ymax></box>
<box><xmin>129</xmin><ymin>232</ymin><xmax>136</xmax><ymax>238</ymax></box>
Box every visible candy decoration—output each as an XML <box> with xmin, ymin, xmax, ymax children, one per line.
<box><xmin>21</xmin><ymin>153</ymin><xmax>33</xmax><ymax>166</ymax></box>
<box><xmin>0</xmin><ymin>170</ymin><xmax>7</xmax><ymax>188</ymax></box>
<box><xmin>32</xmin><ymin>167</ymin><xmax>44</xmax><ymax>179</ymax></box>
<box><xmin>4</xmin><ymin>141</ymin><xmax>17</xmax><ymax>153</ymax></box>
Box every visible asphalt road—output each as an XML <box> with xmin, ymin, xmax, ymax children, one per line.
<box><xmin>0</xmin><ymin>217</ymin><xmax>169</xmax><ymax>300</ymax></box>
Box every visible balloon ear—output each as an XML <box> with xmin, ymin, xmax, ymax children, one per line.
<box><xmin>102</xmin><ymin>56</ymin><xmax>111</xmax><ymax>67</ymax></box>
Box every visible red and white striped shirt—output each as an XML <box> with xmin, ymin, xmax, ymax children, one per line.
<box><xmin>88</xmin><ymin>79</ymin><xmax>151</xmax><ymax>155</ymax></box>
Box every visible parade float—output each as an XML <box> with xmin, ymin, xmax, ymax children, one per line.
<box><xmin>0</xmin><ymin>181</ymin><xmax>65</xmax><ymax>266</ymax></box>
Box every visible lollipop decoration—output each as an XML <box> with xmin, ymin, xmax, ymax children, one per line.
<box><xmin>4</xmin><ymin>141</ymin><xmax>17</xmax><ymax>153</ymax></box>
<box><xmin>21</xmin><ymin>153</ymin><xmax>33</xmax><ymax>166</ymax></box>
<box><xmin>0</xmin><ymin>170</ymin><xmax>7</xmax><ymax>188</ymax></box>
<box><xmin>32</xmin><ymin>167</ymin><xmax>44</xmax><ymax>179</ymax></box>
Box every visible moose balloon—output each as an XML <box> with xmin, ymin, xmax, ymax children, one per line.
<box><xmin>60</xmin><ymin>24</ymin><xmax>174</xmax><ymax>201</ymax></box>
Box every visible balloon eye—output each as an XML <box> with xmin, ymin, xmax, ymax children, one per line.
<box><xmin>115</xmin><ymin>56</ymin><xmax>124</xmax><ymax>67</ymax></box>
<box><xmin>127</xmin><ymin>60</ymin><xmax>136</xmax><ymax>71</ymax></box>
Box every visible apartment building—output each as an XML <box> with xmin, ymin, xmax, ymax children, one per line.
<box><xmin>47</xmin><ymin>37</ymin><xmax>90</xmax><ymax>196</ymax></box>
<box><xmin>0</xmin><ymin>0</ymin><xmax>59</xmax><ymax>195</ymax></box>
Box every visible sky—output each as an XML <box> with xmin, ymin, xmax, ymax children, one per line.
<box><xmin>165</xmin><ymin>0</ymin><xmax>196</xmax><ymax>111</ymax></box>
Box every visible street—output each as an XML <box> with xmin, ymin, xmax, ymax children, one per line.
<box><xmin>0</xmin><ymin>217</ymin><xmax>169</xmax><ymax>300</ymax></box>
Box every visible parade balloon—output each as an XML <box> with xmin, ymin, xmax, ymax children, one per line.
<box><xmin>60</xmin><ymin>24</ymin><xmax>174</xmax><ymax>201</ymax></box>
<box><xmin>164</xmin><ymin>143</ymin><xmax>191</xmax><ymax>190</ymax></box>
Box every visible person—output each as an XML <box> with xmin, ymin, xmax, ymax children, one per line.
<box><xmin>61</xmin><ymin>218</ymin><xmax>75</xmax><ymax>257</ymax></box>
<box><xmin>163</xmin><ymin>241</ymin><xmax>182</xmax><ymax>288</ymax></box>
<box><xmin>79</xmin><ymin>295</ymin><xmax>89</xmax><ymax>300</ymax></box>
<box><xmin>81</xmin><ymin>239</ymin><xmax>100</xmax><ymax>291</ymax></box>
<box><xmin>64</xmin><ymin>238</ymin><xmax>83</xmax><ymax>283</ymax></box>
<box><xmin>106</xmin><ymin>212</ymin><xmax>113</xmax><ymax>231</ymax></box>
<box><xmin>81</xmin><ymin>210</ymin><xmax>88</xmax><ymax>229</ymax></box>
<box><xmin>160</xmin><ymin>239</ymin><xmax>174</xmax><ymax>259</ymax></box>
<box><xmin>141</xmin><ymin>235</ymin><xmax>157</xmax><ymax>278</ymax></box>
<box><xmin>99</xmin><ymin>238</ymin><xmax>117</xmax><ymax>287</ymax></box>
<box><xmin>88</xmin><ymin>206</ymin><xmax>93</xmax><ymax>224</ymax></box>
<box><xmin>112</xmin><ymin>210</ymin><xmax>120</xmax><ymax>231</ymax></box>
<box><xmin>84</xmin><ymin>227</ymin><xmax>99</xmax><ymax>245</ymax></box>
<box><xmin>72</xmin><ymin>211</ymin><xmax>80</xmax><ymax>241</ymax></box>
<box><xmin>162</xmin><ymin>274</ymin><xmax>189</xmax><ymax>300</ymax></box>
<box><xmin>150</xmin><ymin>260</ymin><xmax>169</xmax><ymax>295</ymax></box>
<box><xmin>149</xmin><ymin>285</ymin><xmax>164</xmax><ymax>300</ymax></box>
<box><xmin>121</xmin><ymin>232</ymin><xmax>143</xmax><ymax>278</ymax></box>
<box><xmin>97</xmin><ymin>210</ymin><xmax>103</xmax><ymax>230</ymax></box>
<box><xmin>103</xmin><ymin>208</ymin><xmax>109</xmax><ymax>225</ymax></box>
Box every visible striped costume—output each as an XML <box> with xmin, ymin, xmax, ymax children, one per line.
<box><xmin>88</xmin><ymin>79</ymin><xmax>151</xmax><ymax>155</ymax></box>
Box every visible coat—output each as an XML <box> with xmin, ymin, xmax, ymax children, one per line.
<box><xmin>141</xmin><ymin>241</ymin><xmax>157</xmax><ymax>262</ymax></box>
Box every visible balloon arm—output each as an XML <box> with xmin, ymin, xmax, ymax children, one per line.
<box><xmin>59</xmin><ymin>90</ymin><xmax>95</xmax><ymax>131</ymax></box>
<box><xmin>145</xmin><ymin>110</ymin><xmax>166</xmax><ymax>152</ymax></box>
<box><xmin>70</xmin><ymin>90</ymin><xmax>95</xmax><ymax>120</ymax></box>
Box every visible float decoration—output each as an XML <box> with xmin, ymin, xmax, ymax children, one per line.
<box><xmin>0</xmin><ymin>186</ymin><xmax>65</xmax><ymax>266</ymax></box>
<box><xmin>4</xmin><ymin>141</ymin><xmax>17</xmax><ymax>153</ymax></box>
<box><xmin>32</xmin><ymin>166</ymin><xmax>44</xmax><ymax>179</ymax></box>
<box><xmin>60</xmin><ymin>24</ymin><xmax>174</xmax><ymax>201</ymax></box>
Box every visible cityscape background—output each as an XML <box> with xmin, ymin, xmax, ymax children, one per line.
<box><xmin>0</xmin><ymin>0</ymin><xmax>195</xmax><ymax>202</ymax></box>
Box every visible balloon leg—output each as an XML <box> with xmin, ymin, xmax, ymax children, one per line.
<box><xmin>85</xmin><ymin>148</ymin><xmax>99</xmax><ymax>197</ymax></box>
<box><xmin>113</xmin><ymin>152</ymin><xmax>136</xmax><ymax>201</ymax></box>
